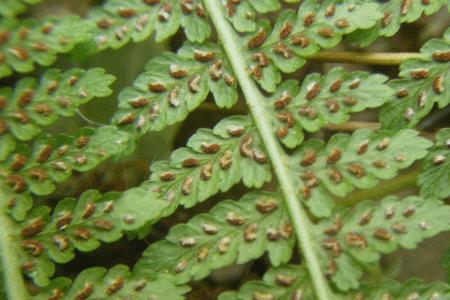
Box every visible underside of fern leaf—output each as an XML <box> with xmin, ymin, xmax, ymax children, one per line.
<box><xmin>267</xmin><ymin>68</ymin><xmax>393</xmax><ymax>148</ymax></box>
<box><xmin>0</xmin><ymin>17</ymin><xmax>89</xmax><ymax>78</ymax></box>
<box><xmin>380</xmin><ymin>27</ymin><xmax>450</xmax><ymax>130</ymax></box>
<box><xmin>418</xmin><ymin>128</ymin><xmax>450</xmax><ymax>200</ymax></box>
<box><xmin>238</xmin><ymin>0</ymin><xmax>383</xmax><ymax>92</ymax></box>
<box><xmin>290</xmin><ymin>128</ymin><xmax>431</xmax><ymax>217</ymax></box>
<box><xmin>220</xmin><ymin>265</ymin><xmax>450</xmax><ymax>300</ymax></box>
<box><xmin>0</xmin><ymin>1</ymin><xmax>449</xmax><ymax>300</ymax></box>
<box><xmin>348</xmin><ymin>0</ymin><xmax>447</xmax><ymax>47</ymax></box>
<box><xmin>316</xmin><ymin>195</ymin><xmax>450</xmax><ymax>291</ymax></box>
<box><xmin>86</xmin><ymin>0</ymin><xmax>211</xmax><ymax>51</ymax></box>
<box><xmin>135</xmin><ymin>191</ymin><xmax>294</xmax><ymax>282</ymax></box>
<box><xmin>1</xmin><ymin>126</ymin><xmax>131</xmax><ymax>197</ymax></box>
<box><xmin>0</xmin><ymin>68</ymin><xmax>115</xmax><ymax>160</ymax></box>
<box><xmin>112</xmin><ymin>42</ymin><xmax>237</xmax><ymax>136</ymax></box>
<box><xmin>9</xmin><ymin>188</ymin><xmax>166</xmax><ymax>286</ymax></box>
<box><xmin>32</xmin><ymin>265</ymin><xmax>189</xmax><ymax>300</ymax></box>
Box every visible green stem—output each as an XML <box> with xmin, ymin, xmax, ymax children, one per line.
<box><xmin>324</xmin><ymin>121</ymin><xmax>380</xmax><ymax>132</ymax></box>
<box><xmin>309</xmin><ymin>51</ymin><xmax>423</xmax><ymax>65</ymax></box>
<box><xmin>0</xmin><ymin>187</ymin><xmax>28</xmax><ymax>300</ymax></box>
<box><xmin>338</xmin><ymin>169</ymin><xmax>420</xmax><ymax>206</ymax></box>
<box><xmin>202</xmin><ymin>1</ymin><xmax>333</xmax><ymax>299</ymax></box>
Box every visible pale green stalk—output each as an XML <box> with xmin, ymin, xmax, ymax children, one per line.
<box><xmin>0</xmin><ymin>187</ymin><xmax>28</xmax><ymax>300</ymax></box>
<box><xmin>202</xmin><ymin>1</ymin><xmax>334</xmax><ymax>299</ymax></box>
<box><xmin>309</xmin><ymin>51</ymin><xmax>423</xmax><ymax>65</ymax></box>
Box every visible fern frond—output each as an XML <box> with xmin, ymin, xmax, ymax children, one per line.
<box><xmin>240</xmin><ymin>1</ymin><xmax>382</xmax><ymax>91</ymax></box>
<box><xmin>267</xmin><ymin>68</ymin><xmax>392</xmax><ymax>148</ymax></box>
<box><xmin>0</xmin><ymin>17</ymin><xmax>89</xmax><ymax>78</ymax></box>
<box><xmin>32</xmin><ymin>265</ymin><xmax>189</xmax><ymax>299</ymax></box>
<box><xmin>349</xmin><ymin>0</ymin><xmax>447</xmax><ymax>47</ymax></box>
<box><xmin>1</xmin><ymin>185</ymin><xmax>32</xmax><ymax>221</ymax></box>
<box><xmin>315</xmin><ymin>195</ymin><xmax>450</xmax><ymax>291</ymax></box>
<box><xmin>135</xmin><ymin>191</ymin><xmax>294</xmax><ymax>283</ymax></box>
<box><xmin>112</xmin><ymin>42</ymin><xmax>237</xmax><ymax>135</ymax></box>
<box><xmin>8</xmin><ymin>188</ymin><xmax>166</xmax><ymax>286</ymax></box>
<box><xmin>86</xmin><ymin>0</ymin><xmax>211</xmax><ymax>51</ymax></box>
<box><xmin>0</xmin><ymin>68</ymin><xmax>115</xmax><ymax>160</ymax></box>
<box><xmin>418</xmin><ymin>128</ymin><xmax>450</xmax><ymax>200</ymax></box>
<box><xmin>354</xmin><ymin>278</ymin><xmax>450</xmax><ymax>299</ymax></box>
<box><xmin>0</xmin><ymin>126</ymin><xmax>131</xmax><ymax>196</ymax></box>
<box><xmin>380</xmin><ymin>27</ymin><xmax>450</xmax><ymax>130</ymax></box>
<box><xmin>0</xmin><ymin>0</ymin><xmax>43</xmax><ymax>17</ymax></box>
<box><xmin>1</xmin><ymin>114</ymin><xmax>271</xmax><ymax>289</ymax></box>
<box><xmin>290</xmin><ymin>128</ymin><xmax>431</xmax><ymax>217</ymax></box>
<box><xmin>223</xmin><ymin>0</ymin><xmax>285</xmax><ymax>33</ymax></box>
<box><xmin>218</xmin><ymin>265</ymin><xmax>315</xmax><ymax>300</ymax></box>
<box><xmin>143</xmin><ymin>115</ymin><xmax>271</xmax><ymax>217</ymax></box>
<box><xmin>220</xmin><ymin>266</ymin><xmax>450</xmax><ymax>300</ymax></box>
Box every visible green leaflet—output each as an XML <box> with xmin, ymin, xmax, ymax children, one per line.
<box><xmin>266</xmin><ymin>68</ymin><xmax>392</xmax><ymax>148</ymax></box>
<box><xmin>0</xmin><ymin>185</ymin><xmax>32</xmax><ymax>221</ymax></box>
<box><xmin>380</xmin><ymin>28</ymin><xmax>450</xmax><ymax>130</ymax></box>
<box><xmin>0</xmin><ymin>126</ymin><xmax>131</xmax><ymax>196</ymax></box>
<box><xmin>348</xmin><ymin>0</ymin><xmax>447</xmax><ymax>47</ymax></box>
<box><xmin>11</xmin><ymin>189</ymin><xmax>166</xmax><ymax>287</ymax></box>
<box><xmin>134</xmin><ymin>191</ymin><xmax>294</xmax><ymax>283</ymax></box>
<box><xmin>0</xmin><ymin>17</ymin><xmax>89</xmax><ymax>78</ymax></box>
<box><xmin>219</xmin><ymin>265</ymin><xmax>315</xmax><ymax>300</ymax></box>
<box><xmin>0</xmin><ymin>0</ymin><xmax>43</xmax><ymax>17</ymax></box>
<box><xmin>86</xmin><ymin>0</ymin><xmax>211</xmax><ymax>51</ymax></box>
<box><xmin>289</xmin><ymin>128</ymin><xmax>431</xmax><ymax>217</ymax></box>
<box><xmin>315</xmin><ymin>195</ymin><xmax>450</xmax><ymax>291</ymax></box>
<box><xmin>32</xmin><ymin>265</ymin><xmax>189</xmax><ymax>300</ymax></box>
<box><xmin>354</xmin><ymin>279</ymin><xmax>450</xmax><ymax>299</ymax></box>
<box><xmin>142</xmin><ymin>115</ymin><xmax>271</xmax><ymax>216</ymax></box>
<box><xmin>240</xmin><ymin>1</ymin><xmax>382</xmax><ymax>91</ymax></box>
<box><xmin>223</xmin><ymin>0</ymin><xmax>288</xmax><ymax>32</ymax></box>
<box><xmin>220</xmin><ymin>266</ymin><xmax>450</xmax><ymax>300</ymax></box>
<box><xmin>112</xmin><ymin>42</ymin><xmax>237</xmax><ymax>135</ymax></box>
<box><xmin>418</xmin><ymin>128</ymin><xmax>450</xmax><ymax>200</ymax></box>
<box><xmin>1</xmin><ymin>115</ymin><xmax>271</xmax><ymax>290</ymax></box>
<box><xmin>0</xmin><ymin>68</ymin><xmax>115</xmax><ymax>159</ymax></box>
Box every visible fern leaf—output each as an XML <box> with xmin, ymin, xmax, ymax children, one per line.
<box><xmin>1</xmin><ymin>184</ymin><xmax>32</xmax><ymax>221</ymax></box>
<box><xmin>144</xmin><ymin>115</ymin><xmax>271</xmax><ymax>217</ymax></box>
<box><xmin>0</xmin><ymin>0</ymin><xmax>43</xmax><ymax>17</ymax></box>
<box><xmin>135</xmin><ymin>191</ymin><xmax>294</xmax><ymax>283</ymax></box>
<box><xmin>0</xmin><ymin>17</ymin><xmax>89</xmax><ymax>78</ymax></box>
<box><xmin>348</xmin><ymin>0</ymin><xmax>447</xmax><ymax>47</ymax></box>
<box><xmin>0</xmin><ymin>126</ymin><xmax>131</xmax><ymax>196</ymax></box>
<box><xmin>223</xmin><ymin>0</ymin><xmax>285</xmax><ymax>33</ymax></box>
<box><xmin>354</xmin><ymin>278</ymin><xmax>450</xmax><ymax>299</ymax></box>
<box><xmin>380</xmin><ymin>28</ymin><xmax>450</xmax><ymax>130</ymax></box>
<box><xmin>0</xmin><ymin>68</ymin><xmax>115</xmax><ymax>159</ymax></box>
<box><xmin>112</xmin><ymin>42</ymin><xmax>237</xmax><ymax>135</ymax></box>
<box><xmin>418</xmin><ymin>128</ymin><xmax>450</xmax><ymax>200</ymax></box>
<box><xmin>290</xmin><ymin>128</ymin><xmax>431</xmax><ymax>217</ymax></box>
<box><xmin>267</xmin><ymin>68</ymin><xmax>392</xmax><ymax>148</ymax></box>
<box><xmin>315</xmin><ymin>195</ymin><xmax>450</xmax><ymax>291</ymax></box>
<box><xmin>87</xmin><ymin>0</ymin><xmax>211</xmax><ymax>51</ymax></box>
<box><xmin>32</xmin><ymin>265</ymin><xmax>189</xmax><ymax>299</ymax></box>
<box><xmin>219</xmin><ymin>265</ymin><xmax>315</xmax><ymax>300</ymax></box>
<box><xmin>220</xmin><ymin>267</ymin><xmax>450</xmax><ymax>300</ymax></box>
<box><xmin>240</xmin><ymin>1</ymin><xmax>382</xmax><ymax>91</ymax></box>
<box><xmin>11</xmin><ymin>188</ymin><xmax>166</xmax><ymax>286</ymax></box>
